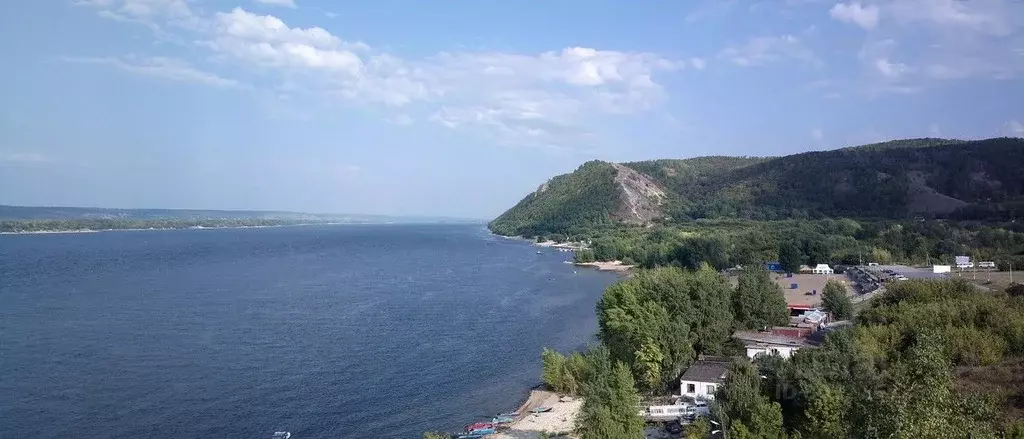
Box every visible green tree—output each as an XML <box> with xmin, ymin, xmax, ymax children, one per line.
<box><xmin>576</xmin><ymin>347</ymin><xmax>644</xmax><ymax>439</ymax></box>
<box><xmin>542</xmin><ymin>348</ymin><xmax>568</xmax><ymax>392</ymax></box>
<box><xmin>423</xmin><ymin>432</ymin><xmax>449</xmax><ymax>439</ymax></box>
<box><xmin>714</xmin><ymin>360</ymin><xmax>786</xmax><ymax>439</ymax></box>
<box><xmin>684</xmin><ymin>417</ymin><xmax>710</xmax><ymax>439</ymax></box>
<box><xmin>779</xmin><ymin>241</ymin><xmax>805</xmax><ymax>273</ymax></box>
<box><xmin>633</xmin><ymin>341</ymin><xmax>664</xmax><ymax>393</ymax></box>
<box><xmin>821</xmin><ymin>280</ymin><xmax>853</xmax><ymax>320</ymax></box>
<box><xmin>733</xmin><ymin>265</ymin><xmax>789</xmax><ymax>329</ymax></box>
<box><xmin>574</xmin><ymin>248</ymin><xmax>597</xmax><ymax>263</ymax></box>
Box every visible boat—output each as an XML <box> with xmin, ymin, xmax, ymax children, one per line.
<box><xmin>271</xmin><ymin>432</ymin><xmax>291</xmax><ymax>439</ymax></box>
<box><xmin>497</xmin><ymin>412</ymin><xmax>519</xmax><ymax>417</ymax></box>
<box><xmin>458</xmin><ymin>428</ymin><xmax>496</xmax><ymax>437</ymax></box>
<box><xmin>529</xmin><ymin>407</ymin><xmax>553</xmax><ymax>413</ymax></box>
<box><xmin>491</xmin><ymin>416</ymin><xmax>515</xmax><ymax>424</ymax></box>
<box><xmin>536</xmin><ymin>250</ymin><xmax>542</xmax><ymax>254</ymax></box>
<box><xmin>465</xmin><ymin>422</ymin><xmax>497</xmax><ymax>432</ymax></box>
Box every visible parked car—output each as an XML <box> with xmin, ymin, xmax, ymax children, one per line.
<box><xmin>666</xmin><ymin>421</ymin><xmax>683</xmax><ymax>434</ymax></box>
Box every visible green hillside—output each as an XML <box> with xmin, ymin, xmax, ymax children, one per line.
<box><xmin>489</xmin><ymin>137</ymin><xmax>1024</xmax><ymax>237</ymax></box>
<box><xmin>488</xmin><ymin>160</ymin><xmax>621</xmax><ymax>237</ymax></box>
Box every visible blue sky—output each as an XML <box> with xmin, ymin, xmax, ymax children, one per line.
<box><xmin>1</xmin><ymin>0</ymin><xmax>1022</xmax><ymax>218</ymax></box>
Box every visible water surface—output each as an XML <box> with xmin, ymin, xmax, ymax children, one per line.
<box><xmin>0</xmin><ymin>224</ymin><xmax>617</xmax><ymax>438</ymax></box>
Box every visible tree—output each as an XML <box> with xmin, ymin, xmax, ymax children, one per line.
<box><xmin>576</xmin><ymin>347</ymin><xmax>644</xmax><ymax>439</ymax></box>
<box><xmin>821</xmin><ymin>280</ymin><xmax>853</xmax><ymax>320</ymax></box>
<box><xmin>733</xmin><ymin>265</ymin><xmax>789</xmax><ymax>329</ymax></box>
<box><xmin>714</xmin><ymin>361</ymin><xmax>786</xmax><ymax>439</ymax></box>
<box><xmin>779</xmin><ymin>241</ymin><xmax>805</xmax><ymax>273</ymax></box>
<box><xmin>542</xmin><ymin>348</ymin><xmax>568</xmax><ymax>392</ymax></box>
<box><xmin>423</xmin><ymin>433</ymin><xmax>449</xmax><ymax>439</ymax></box>
<box><xmin>633</xmin><ymin>341</ymin><xmax>664</xmax><ymax>393</ymax></box>
<box><xmin>684</xmin><ymin>417</ymin><xmax>710</xmax><ymax>439</ymax></box>
<box><xmin>574</xmin><ymin>248</ymin><xmax>597</xmax><ymax>263</ymax></box>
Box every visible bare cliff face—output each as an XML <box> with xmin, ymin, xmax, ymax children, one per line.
<box><xmin>609</xmin><ymin>163</ymin><xmax>666</xmax><ymax>225</ymax></box>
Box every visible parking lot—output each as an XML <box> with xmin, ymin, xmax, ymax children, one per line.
<box><xmin>771</xmin><ymin>273</ymin><xmax>854</xmax><ymax>307</ymax></box>
<box><xmin>867</xmin><ymin>264</ymin><xmax>949</xmax><ymax>280</ymax></box>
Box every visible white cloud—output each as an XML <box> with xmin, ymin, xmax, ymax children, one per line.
<box><xmin>883</xmin><ymin>0</ymin><xmax>1017</xmax><ymax>36</ymax></box>
<box><xmin>690</xmin><ymin>57</ymin><xmax>707</xmax><ymax>70</ymax></box>
<box><xmin>71</xmin><ymin>6</ymin><xmax>685</xmax><ymax>151</ymax></box>
<box><xmin>874</xmin><ymin>58</ymin><xmax>911</xmax><ymax>78</ymax></box>
<box><xmin>63</xmin><ymin>56</ymin><xmax>245</xmax><ymax>88</ymax></box>
<box><xmin>811</xmin><ymin>128</ymin><xmax>824</xmax><ymax>141</ymax></box>
<box><xmin>75</xmin><ymin>0</ymin><xmax>197</xmax><ymax>30</ymax></box>
<box><xmin>0</xmin><ymin>152</ymin><xmax>49</xmax><ymax>164</ymax></box>
<box><xmin>1005</xmin><ymin>119</ymin><xmax>1024</xmax><ymax>136</ymax></box>
<box><xmin>253</xmin><ymin>0</ymin><xmax>296</xmax><ymax>8</ymax></box>
<box><xmin>719</xmin><ymin>35</ymin><xmax>820</xmax><ymax>67</ymax></box>
<box><xmin>829</xmin><ymin>2</ymin><xmax>880</xmax><ymax>29</ymax></box>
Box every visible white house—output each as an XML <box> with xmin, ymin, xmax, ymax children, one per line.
<box><xmin>733</xmin><ymin>331</ymin><xmax>814</xmax><ymax>360</ymax></box>
<box><xmin>812</xmin><ymin>264</ymin><xmax>834</xmax><ymax>275</ymax></box>
<box><xmin>679</xmin><ymin>356</ymin><xmax>731</xmax><ymax>400</ymax></box>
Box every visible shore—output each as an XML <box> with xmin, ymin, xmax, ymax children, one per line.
<box><xmin>491</xmin><ymin>390</ymin><xmax>581</xmax><ymax>438</ymax></box>
<box><xmin>574</xmin><ymin>260</ymin><xmax>634</xmax><ymax>273</ymax></box>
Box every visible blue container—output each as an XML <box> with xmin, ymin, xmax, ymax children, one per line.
<box><xmin>791</xmin><ymin>283</ymin><xmax>798</xmax><ymax>289</ymax></box>
<box><xmin>786</xmin><ymin>273</ymin><xmax>793</xmax><ymax>278</ymax></box>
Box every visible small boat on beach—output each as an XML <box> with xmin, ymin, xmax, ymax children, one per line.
<box><xmin>529</xmin><ymin>407</ymin><xmax>553</xmax><ymax>414</ymax></box>
<box><xmin>497</xmin><ymin>412</ymin><xmax>519</xmax><ymax>417</ymax></box>
<box><xmin>491</xmin><ymin>416</ymin><xmax>515</xmax><ymax>424</ymax></box>
<box><xmin>465</xmin><ymin>422</ymin><xmax>497</xmax><ymax>432</ymax></box>
<box><xmin>457</xmin><ymin>427</ymin><xmax>496</xmax><ymax>437</ymax></box>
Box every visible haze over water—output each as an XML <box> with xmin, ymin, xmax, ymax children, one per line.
<box><xmin>0</xmin><ymin>224</ymin><xmax>617</xmax><ymax>438</ymax></box>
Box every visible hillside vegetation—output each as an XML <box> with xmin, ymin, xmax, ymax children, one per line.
<box><xmin>489</xmin><ymin>137</ymin><xmax>1024</xmax><ymax>237</ymax></box>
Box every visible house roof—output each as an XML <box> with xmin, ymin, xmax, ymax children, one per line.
<box><xmin>814</xmin><ymin>264</ymin><xmax>832</xmax><ymax>270</ymax></box>
<box><xmin>679</xmin><ymin>357</ymin><xmax>732</xmax><ymax>384</ymax></box>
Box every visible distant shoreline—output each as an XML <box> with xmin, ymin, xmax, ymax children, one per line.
<box><xmin>0</xmin><ymin>222</ymin><xmax>481</xmax><ymax>235</ymax></box>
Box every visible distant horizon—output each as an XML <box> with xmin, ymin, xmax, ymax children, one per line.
<box><xmin>0</xmin><ymin>204</ymin><xmax>489</xmax><ymax>222</ymax></box>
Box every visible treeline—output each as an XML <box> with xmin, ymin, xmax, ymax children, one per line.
<box><xmin>566</xmin><ymin>219</ymin><xmax>1024</xmax><ymax>271</ymax></box>
<box><xmin>0</xmin><ymin>218</ymin><xmax>312</xmax><ymax>233</ymax></box>
<box><xmin>540</xmin><ymin>265</ymin><xmax>790</xmax><ymax>437</ymax></box>
<box><xmin>720</xmin><ymin>278</ymin><xmax>1024</xmax><ymax>438</ymax></box>
<box><xmin>541</xmin><ymin>269</ymin><xmax>1024</xmax><ymax>437</ymax></box>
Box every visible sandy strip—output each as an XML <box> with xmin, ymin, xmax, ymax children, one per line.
<box><xmin>574</xmin><ymin>261</ymin><xmax>634</xmax><ymax>273</ymax></box>
<box><xmin>491</xmin><ymin>391</ymin><xmax>581</xmax><ymax>439</ymax></box>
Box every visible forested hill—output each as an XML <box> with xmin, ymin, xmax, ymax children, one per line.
<box><xmin>488</xmin><ymin>137</ymin><xmax>1024</xmax><ymax>237</ymax></box>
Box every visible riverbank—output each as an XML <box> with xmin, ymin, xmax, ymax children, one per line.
<box><xmin>492</xmin><ymin>390</ymin><xmax>581</xmax><ymax>438</ymax></box>
<box><xmin>574</xmin><ymin>260</ymin><xmax>634</xmax><ymax>273</ymax></box>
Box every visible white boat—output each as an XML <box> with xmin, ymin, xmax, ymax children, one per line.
<box><xmin>272</xmin><ymin>432</ymin><xmax>291</xmax><ymax>439</ymax></box>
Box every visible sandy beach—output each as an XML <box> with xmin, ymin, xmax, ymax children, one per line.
<box><xmin>574</xmin><ymin>260</ymin><xmax>634</xmax><ymax>273</ymax></box>
<box><xmin>491</xmin><ymin>390</ymin><xmax>581</xmax><ymax>439</ymax></box>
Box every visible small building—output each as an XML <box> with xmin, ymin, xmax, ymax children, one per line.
<box><xmin>679</xmin><ymin>356</ymin><xmax>731</xmax><ymax>401</ymax></box>
<box><xmin>733</xmin><ymin>331</ymin><xmax>814</xmax><ymax>359</ymax></box>
<box><xmin>812</xmin><ymin>264</ymin><xmax>834</xmax><ymax>275</ymax></box>
<box><xmin>933</xmin><ymin>265</ymin><xmax>951</xmax><ymax>274</ymax></box>
<box><xmin>790</xmin><ymin>309</ymin><xmax>829</xmax><ymax>330</ymax></box>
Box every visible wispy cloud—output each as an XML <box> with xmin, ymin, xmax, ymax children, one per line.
<box><xmin>1005</xmin><ymin>120</ymin><xmax>1024</xmax><ymax>136</ymax></box>
<box><xmin>62</xmin><ymin>55</ymin><xmax>246</xmax><ymax>89</ymax></box>
<box><xmin>719</xmin><ymin>35</ymin><xmax>820</xmax><ymax>68</ymax></box>
<box><xmin>811</xmin><ymin>128</ymin><xmax>824</xmax><ymax>141</ymax></box>
<box><xmin>0</xmin><ymin>152</ymin><xmax>50</xmax><ymax>165</ymax></box>
<box><xmin>253</xmin><ymin>0</ymin><xmax>296</xmax><ymax>9</ymax></box>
